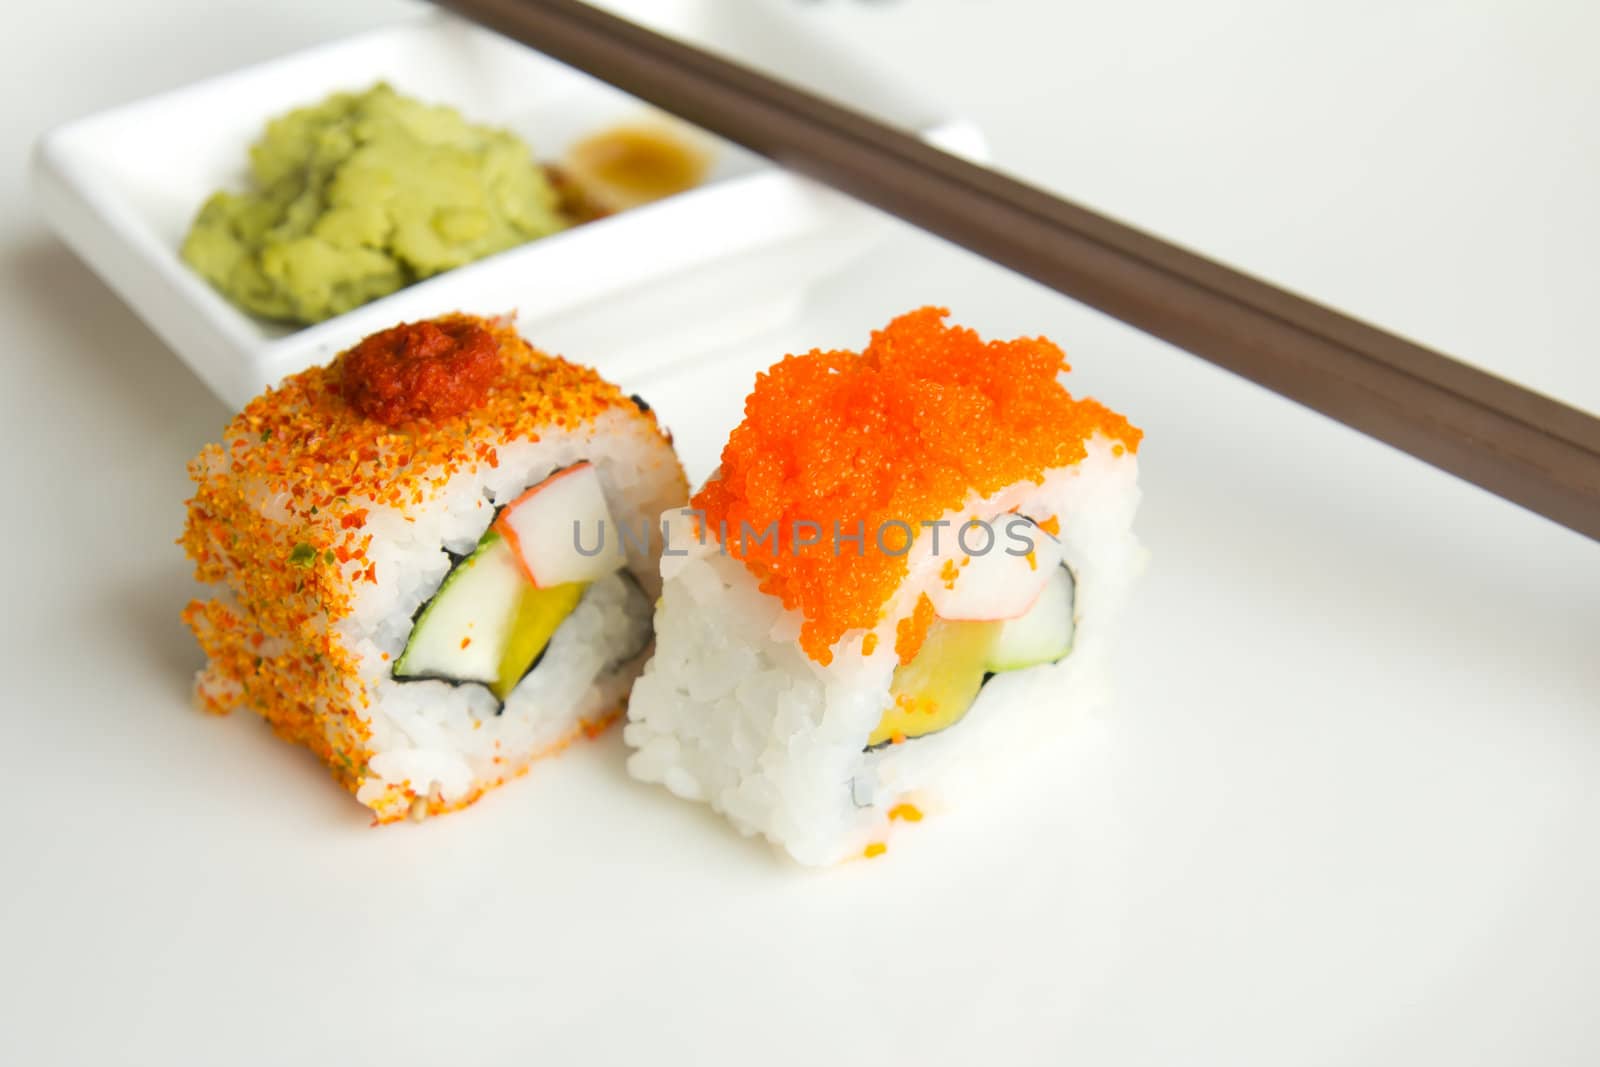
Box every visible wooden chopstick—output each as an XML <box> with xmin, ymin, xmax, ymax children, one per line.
<box><xmin>438</xmin><ymin>0</ymin><xmax>1600</xmax><ymax>541</ymax></box>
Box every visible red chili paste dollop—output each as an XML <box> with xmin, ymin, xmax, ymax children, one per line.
<box><xmin>339</xmin><ymin>316</ymin><xmax>502</xmax><ymax>424</ymax></box>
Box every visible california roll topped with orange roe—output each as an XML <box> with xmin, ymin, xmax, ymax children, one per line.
<box><xmin>694</xmin><ymin>305</ymin><xmax>1141</xmax><ymax>665</ymax></box>
<box><xmin>182</xmin><ymin>312</ymin><xmax>687</xmax><ymax>823</ymax></box>
<box><xmin>626</xmin><ymin>308</ymin><xmax>1145</xmax><ymax>865</ymax></box>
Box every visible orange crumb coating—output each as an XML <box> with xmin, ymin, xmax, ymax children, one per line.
<box><xmin>693</xmin><ymin>307</ymin><xmax>1142</xmax><ymax>664</ymax></box>
<box><xmin>179</xmin><ymin>313</ymin><xmax>677</xmax><ymax>818</ymax></box>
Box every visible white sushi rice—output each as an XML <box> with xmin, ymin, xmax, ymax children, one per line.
<box><xmin>196</xmin><ymin>406</ymin><xmax>683</xmax><ymax>816</ymax></box>
<box><xmin>624</xmin><ymin>436</ymin><xmax>1143</xmax><ymax>865</ymax></box>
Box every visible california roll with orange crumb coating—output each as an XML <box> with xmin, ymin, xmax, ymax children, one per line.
<box><xmin>182</xmin><ymin>313</ymin><xmax>687</xmax><ymax>821</ymax></box>
<box><xmin>625</xmin><ymin>308</ymin><xmax>1143</xmax><ymax>864</ymax></box>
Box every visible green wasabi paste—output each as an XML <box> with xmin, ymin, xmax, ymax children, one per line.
<box><xmin>181</xmin><ymin>83</ymin><xmax>565</xmax><ymax>325</ymax></box>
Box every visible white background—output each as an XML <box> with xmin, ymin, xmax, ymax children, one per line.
<box><xmin>2</xmin><ymin>1</ymin><xmax>1596</xmax><ymax>1064</ymax></box>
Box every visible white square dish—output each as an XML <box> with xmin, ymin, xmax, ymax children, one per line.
<box><xmin>32</xmin><ymin>2</ymin><xmax>984</xmax><ymax>410</ymax></box>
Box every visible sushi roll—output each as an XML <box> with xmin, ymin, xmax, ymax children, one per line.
<box><xmin>181</xmin><ymin>313</ymin><xmax>687</xmax><ymax>821</ymax></box>
<box><xmin>625</xmin><ymin>308</ymin><xmax>1143</xmax><ymax>864</ymax></box>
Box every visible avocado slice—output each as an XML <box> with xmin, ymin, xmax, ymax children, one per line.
<box><xmin>491</xmin><ymin>579</ymin><xmax>585</xmax><ymax>700</ymax></box>
<box><xmin>866</xmin><ymin>618</ymin><xmax>1000</xmax><ymax>749</ymax></box>
<box><xmin>394</xmin><ymin>530</ymin><xmax>587</xmax><ymax>702</ymax></box>
<box><xmin>864</xmin><ymin>564</ymin><xmax>1078</xmax><ymax>750</ymax></box>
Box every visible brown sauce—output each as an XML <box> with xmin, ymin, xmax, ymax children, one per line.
<box><xmin>560</xmin><ymin>124</ymin><xmax>711</xmax><ymax>216</ymax></box>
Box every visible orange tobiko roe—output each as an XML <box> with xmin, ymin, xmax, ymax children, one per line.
<box><xmin>692</xmin><ymin>307</ymin><xmax>1142</xmax><ymax>665</ymax></box>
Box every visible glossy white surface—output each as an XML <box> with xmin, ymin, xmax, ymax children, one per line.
<box><xmin>2</xmin><ymin>1</ymin><xmax>1596</xmax><ymax>1065</ymax></box>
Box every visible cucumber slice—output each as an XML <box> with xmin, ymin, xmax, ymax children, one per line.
<box><xmin>394</xmin><ymin>530</ymin><xmax>587</xmax><ymax>701</ymax></box>
<box><xmin>395</xmin><ymin>533</ymin><xmax>524</xmax><ymax>687</ymax></box>
<box><xmin>986</xmin><ymin>564</ymin><xmax>1075</xmax><ymax>672</ymax></box>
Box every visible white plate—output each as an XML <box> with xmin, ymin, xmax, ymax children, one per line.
<box><xmin>6</xmin><ymin>2</ymin><xmax>1599</xmax><ymax>1063</ymax></box>
<box><xmin>31</xmin><ymin>3</ymin><xmax>984</xmax><ymax>410</ymax></box>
